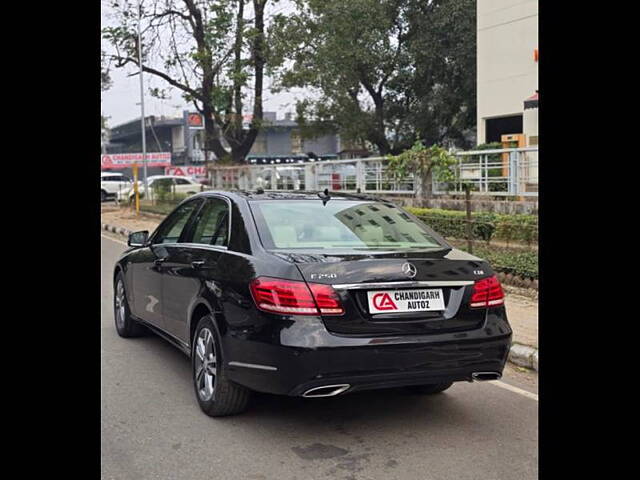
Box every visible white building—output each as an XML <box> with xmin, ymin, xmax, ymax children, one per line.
<box><xmin>476</xmin><ymin>0</ymin><xmax>538</xmax><ymax>146</ymax></box>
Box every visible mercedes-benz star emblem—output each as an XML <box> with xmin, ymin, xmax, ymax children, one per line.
<box><xmin>402</xmin><ymin>262</ymin><xmax>417</xmax><ymax>278</ymax></box>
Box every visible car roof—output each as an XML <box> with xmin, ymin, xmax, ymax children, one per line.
<box><xmin>101</xmin><ymin>172</ymin><xmax>124</xmax><ymax>176</ymax></box>
<box><xmin>192</xmin><ymin>190</ymin><xmax>383</xmax><ymax>203</ymax></box>
<box><xmin>147</xmin><ymin>175</ymin><xmax>194</xmax><ymax>180</ymax></box>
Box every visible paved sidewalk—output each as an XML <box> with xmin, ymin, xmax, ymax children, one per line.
<box><xmin>101</xmin><ymin>205</ymin><xmax>161</xmax><ymax>233</ymax></box>
<box><xmin>504</xmin><ymin>294</ymin><xmax>538</xmax><ymax>348</ymax></box>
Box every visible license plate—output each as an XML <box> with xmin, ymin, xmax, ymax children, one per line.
<box><xmin>367</xmin><ymin>289</ymin><xmax>445</xmax><ymax>314</ymax></box>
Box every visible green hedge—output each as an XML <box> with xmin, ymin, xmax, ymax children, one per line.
<box><xmin>460</xmin><ymin>243</ymin><xmax>538</xmax><ymax>280</ymax></box>
<box><xmin>138</xmin><ymin>194</ymin><xmax>188</xmax><ymax>215</ymax></box>
<box><xmin>445</xmin><ymin>240</ymin><xmax>538</xmax><ymax>279</ymax></box>
<box><xmin>406</xmin><ymin>207</ymin><xmax>538</xmax><ymax>246</ymax></box>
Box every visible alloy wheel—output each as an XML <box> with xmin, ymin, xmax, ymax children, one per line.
<box><xmin>194</xmin><ymin>328</ymin><xmax>217</xmax><ymax>401</ymax></box>
<box><xmin>115</xmin><ymin>280</ymin><xmax>126</xmax><ymax>329</ymax></box>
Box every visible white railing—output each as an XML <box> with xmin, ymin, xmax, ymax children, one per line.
<box><xmin>209</xmin><ymin>157</ymin><xmax>415</xmax><ymax>194</ymax></box>
<box><xmin>433</xmin><ymin>147</ymin><xmax>538</xmax><ymax>197</ymax></box>
<box><xmin>208</xmin><ymin>146</ymin><xmax>538</xmax><ymax>197</ymax></box>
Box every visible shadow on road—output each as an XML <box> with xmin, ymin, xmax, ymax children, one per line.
<box><xmin>118</xmin><ymin>327</ymin><xmax>477</xmax><ymax>432</ymax></box>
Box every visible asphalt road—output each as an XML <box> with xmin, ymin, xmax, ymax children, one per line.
<box><xmin>101</xmin><ymin>234</ymin><xmax>538</xmax><ymax>480</ymax></box>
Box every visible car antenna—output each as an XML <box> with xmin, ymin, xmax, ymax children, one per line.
<box><xmin>317</xmin><ymin>188</ymin><xmax>331</xmax><ymax>205</ymax></box>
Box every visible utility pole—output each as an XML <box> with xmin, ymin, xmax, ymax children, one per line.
<box><xmin>137</xmin><ymin>0</ymin><xmax>148</xmax><ymax>194</ymax></box>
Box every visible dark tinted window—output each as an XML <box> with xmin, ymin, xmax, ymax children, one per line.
<box><xmin>174</xmin><ymin>178</ymin><xmax>191</xmax><ymax>185</ymax></box>
<box><xmin>189</xmin><ymin>198</ymin><xmax>229</xmax><ymax>247</ymax></box>
<box><xmin>152</xmin><ymin>200</ymin><xmax>202</xmax><ymax>244</ymax></box>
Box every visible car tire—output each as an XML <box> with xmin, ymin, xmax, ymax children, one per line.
<box><xmin>192</xmin><ymin>314</ymin><xmax>250</xmax><ymax>417</ymax></box>
<box><xmin>405</xmin><ymin>382</ymin><xmax>453</xmax><ymax>395</ymax></box>
<box><xmin>101</xmin><ymin>190</ymin><xmax>107</xmax><ymax>202</ymax></box>
<box><xmin>114</xmin><ymin>272</ymin><xmax>147</xmax><ymax>338</ymax></box>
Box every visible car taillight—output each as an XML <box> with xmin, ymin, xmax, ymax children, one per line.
<box><xmin>307</xmin><ymin>283</ymin><xmax>344</xmax><ymax>315</ymax></box>
<box><xmin>249</xmin><ymin>277</ymin><xmax>344</xmax><ymax>316</ymax></box>
<box><xmin>469</xmin><ymin>275</ymin><xmax>505</xmax><ymax>308</ymax></box>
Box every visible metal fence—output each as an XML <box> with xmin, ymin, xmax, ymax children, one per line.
<box><xmin>432</xmin><ymin>147</ymin><xmax>538</xmax><ymax>197</ymax></box>
<box><xmin>208</xmin><ymin>146</ymin><xmax>538</xmax><ymax>197</ymax></box>
<box><xmin>209</xmin><ymin>157</ymin><xmax>415</xmax><ymax>194</ymax></box>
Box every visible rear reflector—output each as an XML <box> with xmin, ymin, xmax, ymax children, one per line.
<box><xmin>469</xmin><ymin>275</ymin><xmax>505</xmax><ymax>308</ymax></box>
<box><xmin>249</xmin><ymin>277</ymin><xmax>344</xmax><ymax>316</ymax></box>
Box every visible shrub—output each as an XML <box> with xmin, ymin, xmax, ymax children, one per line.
<box><xmin>446</xmin><ymin>240</ymin><xmax>538</xmax><ymax>280</ymax></box>
<box><xmin>406</xmin><ymin>207</ymin><xmax>537</xmax><ymax>245</ymax></box>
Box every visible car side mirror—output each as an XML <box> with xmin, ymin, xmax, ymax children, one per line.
<box><xmin>128</xmin><ymin>230</ymin><xmax>149</xmax><ymax>247</ymax></box>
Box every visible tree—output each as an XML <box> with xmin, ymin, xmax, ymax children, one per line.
<box><xmin>386</xmin><ymin>139</ymin><xmax>457</xmax><ymax>204</ymax></box>
<box><xmin>406</xmin><ymin>0</ymin><xmax>476</xmax><ymax>149</ymax></box>
<box><xmin>101</xmin><ymin>50</ymin><xmax>113</xmax><ymax>152</ymax></box>
<box><xmin>102</xmin><ymin>0</ymin><xmax>270</xmax><ymax>164</ymax></box>
<box><xmin>101</xmin><ymin>50</ymin><xmax>113</xmax><ymax>92</ymax></box>
<box><xmin>269</xmin><ymin>0</ymin><xmax>476</xmax><ymax>154</ymax></box>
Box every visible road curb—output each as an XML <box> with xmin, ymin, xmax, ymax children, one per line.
<box><xmin>508</xmin><ymin>343</ymin><xmax>538</xmax><ymax>372</ymax></box>
<box><xmin>101</xmin><ymin>221</ymin><xmax>539</xmax><ymax>373</ymax></box>
<box><xmin>102</xmin><ymin>223</ymin><xmax>131</xmax><ymax>238</ymax></box>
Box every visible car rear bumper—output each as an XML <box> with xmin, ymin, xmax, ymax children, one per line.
<box><xmin>223</xmin><ymin>308</ymin><xmax>512</xmax><ymax>396</ymax></box>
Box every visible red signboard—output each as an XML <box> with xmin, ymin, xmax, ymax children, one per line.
<box><xmin>165</xmin><ymin>165</ymin><xmax>208</xmax><ymax>179</ymax></box>
<box><xmin>187</xmin><ymin>113</ymin><xmax>204</xmax><ymax>129</ymax></box>
<box><xmin>101</xmin><ymin>152</ymin><xmax>171</xmax><ymax>170</ymax></box>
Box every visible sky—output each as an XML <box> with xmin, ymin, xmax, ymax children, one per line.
<box><xmin>101</xmin><ymin>0</ymin><xmax>302</xmax><ymax>128</ymax></box>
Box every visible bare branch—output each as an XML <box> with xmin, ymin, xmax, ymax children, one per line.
<box><xmin>109</xmin><ymin>54</ymin><xmax>203</xmax><ymax>101</ymax></box>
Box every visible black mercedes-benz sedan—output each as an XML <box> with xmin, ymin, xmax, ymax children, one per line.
<box><xmin>113</xmin><ymin>191</ymin><xmax>512</xmax><ymax>416</ymax></box>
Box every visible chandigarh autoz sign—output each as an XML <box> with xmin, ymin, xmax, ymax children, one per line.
<box><xmin>367</xmin><ymin>289</ymin><xmax>445</xmax><ymax>314</ymax></box>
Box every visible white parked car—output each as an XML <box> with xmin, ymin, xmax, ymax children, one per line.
<box><xmin>119</xmin><ymin>175</ymin><xmax>203</xmax><ymax>202</ymax></box>
<box><xmin>101</xmin><ymin>172</ymin><xmax>132</xmax><ymax>202</ymax></box>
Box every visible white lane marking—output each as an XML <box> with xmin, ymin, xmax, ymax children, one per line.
<box><xmin>489</xmin><ymin>380</ymin><xmax>538</xmax><ymax>401</ymax></box>
<box><xmin>102</xmin><ymin>231</ymin><xmax>539</xmax><ymax>403</ymax></box>
<box><xmin>101</xmin><ymin>233</ymin><xmax>127</xmax><ymax>246</ymax></box>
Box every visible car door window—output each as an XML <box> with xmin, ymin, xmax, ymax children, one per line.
<box><xmin>152</xmin><ymin>199</ymin><xmax>203</xmax><ymax>245</ymax></box>
<box><xmin>175</xmin><ymin>178</ymin><xmax>191</xmax><ymax>185</ymax></box>
<box><xmin>188</xmin><ymin>198</ymin><xmax>230</xmax><ymax>247</ymax></box>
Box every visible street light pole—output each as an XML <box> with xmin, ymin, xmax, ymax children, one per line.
<box><xmin>137</xmin><ymin>0</ymin><xmax>148</xmax><ymax>194</ymax></box>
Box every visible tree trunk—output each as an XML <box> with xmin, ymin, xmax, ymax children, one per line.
<box><xmin>231</xmin><ymin>0</ymin><xmax>245</xmax><ymax>144</ymax></box>
<box><xmin>420</xmin><ymin>169</ymin><xmax>434</xmax><ymax>207</ymax></box>
<box><xmin>203</xmin><ymin>106</ymin><xmax>229</xmax><ymax>162</ymax></box>
<box><xmin>219</xmin><ymin>0</ymin><xmax>266</xmax><ymax>164</ymax></box>
<box><xmin>359</xmin><ymin>76</ymin><xmax>391</xmax><ymax>155</ymax></box>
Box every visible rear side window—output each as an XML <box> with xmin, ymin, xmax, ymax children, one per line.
<box><xmin>188</xmin><ymin>198</ymin><xmax>229</xmax><ymax>247</ymax></box>
<box><xmin>174</xmin><ymin>178</ymin><xmax>191</xmax><ymax>185</ymax></box>
<box><xmin>151</xmin><ymin>199</ymin><xmax>202</xmax><ymax>244</ymax></box>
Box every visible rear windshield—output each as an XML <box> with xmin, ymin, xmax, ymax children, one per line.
<box><xmin>250</xmin><ymin>200</ymin><xmax>445</xmax><ymax>250</ymax></box>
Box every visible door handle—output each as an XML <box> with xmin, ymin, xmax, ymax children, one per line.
<box><xmin>191</xmin><ymin>260</ymin><xmax>206</xmax><ymax>269</ymax></box>
<box><xmin>154</xmin><ymin>257</ymin><xmax>167</xmax><ymax>267</ymax></box>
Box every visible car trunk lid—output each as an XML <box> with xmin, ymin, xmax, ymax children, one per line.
<box><xmin>275</xmin><ymin>248</ymin><xmax>489</xmax><ymax>336</ymax></box>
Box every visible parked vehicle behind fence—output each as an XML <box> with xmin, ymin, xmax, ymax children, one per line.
<box><xmin>117</xmin><ymin>175</ymin><xmax>202</xmax><ymax>203</ymax></box>
<box><xmin>101</xmin><ymin>172</ymin><xmax>132</xmax><ymax>202</ymax></box>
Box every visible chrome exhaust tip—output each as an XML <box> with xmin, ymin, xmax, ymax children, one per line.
<box><xmin>302</xmin><ymin>384</ymin><xmax>351</xmax><ymax>398</ymax></box>
<box><xmin>471</xmin><ymin>372</ymin><xmax>502</xmax><ymax>382</ymax></box>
